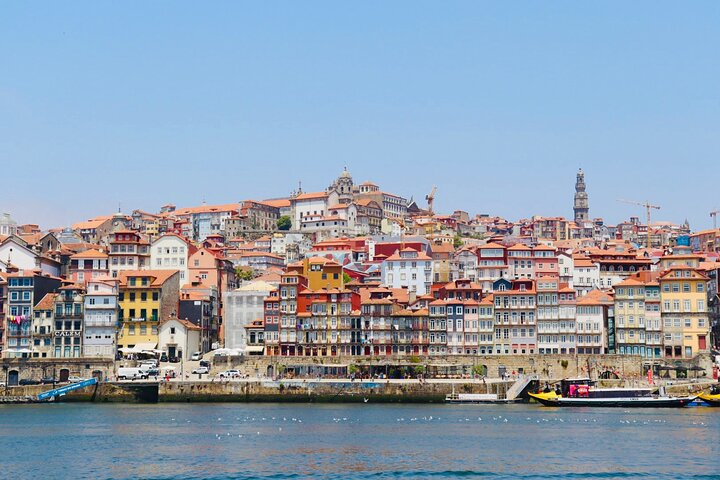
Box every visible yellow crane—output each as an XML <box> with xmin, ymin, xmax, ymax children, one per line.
<box><xmin>617</xmin><ymin>199</ymin><xmax>661</xmax><ymax>249</ymax></box>
<box><xmin>425</xmin><ymin>186</ymin><xmax>437</xmax><ymax>215</ymax></box>
<box><xmin>711</xmin><ymin>209</ymin><xmax>720</xmax><ymax>229</ymax></box>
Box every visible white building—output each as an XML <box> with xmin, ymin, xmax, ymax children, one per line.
<box><xmin>223</xmin><ymin>280</ymin><xmax>277</xmax><ymax>354</ymax></box>
<box><xmin>151</xmin><ymin>234</ymin><xmax>193</xmax><ymax>284</ymax></box>
<box><xmin>270</xmin><ymin>233</ymin><xmax>313</xmax><ymax>263</ymax></box>
<box><xmin>507</xmin><ymin>244</ymin><xmax>534</xmax><ymax>279</ymax></box>
<box><xmin>381</xmin><ymin>247</ymin><xmax>433</xmax><ymax>295</ymax></box>
<box><xmin>451</xmin><ymin>248</ymin><xmax>479</xmax><ymax>282</ymax></box>
<box><xmin>83</xmin><ymin>280</ymin><xmax>119</xmax><ymax>358</ymax></box>
<box><xmin>575</xmin><ymin>289</ymin><xmax>611</xmax><ymax>354</ymax></box>
<box><xmin>0</xmin><ymin>237</ymin><xmax>61</xmax><ymax>276</ymax></box>
<box><xmin>300</xmin><ymin>216</ymin><xmax>349</xmax><ymax>241</ymax></box>
<box><xmin>327</xmin><ymin>203</ymin><xmax>365</xmax><ymax>235</ymax></box>
<box><xmin>158</xmin><ymin>318</ymin><xmax>201</xmax><ymax>361</ymax></box>
<box><xmin>573</xmin><ymin>256</ymin><xmax>601</xmax><ymax>296</ymax></box>
<box><xmin>557</xmin><ymin>251</ymin><xmax>574</xmax><ymax>287</ymax></box>
<box><xmin>0</xmin><ymin>213</ymin><xmax>17</xmax><ymax>236</ymax></box>
<box><xmin>291</xmin><ymin>191</ymin><xmax>339</xmax><ymax>231</ymax></box>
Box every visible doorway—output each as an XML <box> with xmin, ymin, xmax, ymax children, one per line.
<box><xmin>59</xmin><ymin>369</ymin><xmax>70</xmax><ymax>382</ymax></box>
<box><xmin>9</xmin><ymin>370</ymin><xmax>19</xmax><ymax>386</ymax></box>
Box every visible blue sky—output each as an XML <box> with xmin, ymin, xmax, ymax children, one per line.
<box><xmin>1</xmin><ymin>2</ymin><xmax>719</xmax><ymax>230</ymax></box>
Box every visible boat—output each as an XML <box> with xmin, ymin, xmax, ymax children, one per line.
<box><xmin>697</xmin><ymin>390</ymin><xmax>720</xmax><ymax>407</ymax></box>
<box><xmin>445</xmin><ymin>392</ymin><xmax>517</xmax><ymax>404</ymax></box>
<box><xmin>529</xmin><ymin>378</ymin><xmax>695</xmax><ymax>408</ymax></box>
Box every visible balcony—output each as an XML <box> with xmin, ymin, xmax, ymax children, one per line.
<box><xmin>85</xmin><ymin>318</ymin><xmax>116</xmax><ymax>327</ymax></box>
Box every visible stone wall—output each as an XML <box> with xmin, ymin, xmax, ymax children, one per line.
<box><xmin>0</xmin><ymin>358</ymin><xmax>115</xmax><ymax>384</ymax></box>
<box><xmin>214</xmin><ymin>354</ymin><xmax>653</xmax><ymax>380</ymax></box>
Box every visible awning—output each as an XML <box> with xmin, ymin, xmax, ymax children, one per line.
<box><xmin>120</xmin><ymin>342</ymin><xmax>158</xmax><ymax>354</ymax></box>
<box><xmin>245</xmin><ymin>346</ymin><xmax>265</xmax><ymax>353</ymax></box>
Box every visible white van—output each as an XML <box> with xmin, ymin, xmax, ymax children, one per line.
<box><xmin>117</xmin><ymin>367</ymin><xmax>149</xmax><ymax>380</ymax></box>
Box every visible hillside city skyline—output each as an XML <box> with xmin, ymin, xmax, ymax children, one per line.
<box><xmin>3</xmin><ymin>166</ymin><xmax>716</xmax><ymax>233</ymax></box>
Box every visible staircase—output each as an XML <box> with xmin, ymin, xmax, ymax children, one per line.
<box><xmin>505</xmin><ymin>374</ymin><xmax>538</xmax><ymax>401</ymax></box>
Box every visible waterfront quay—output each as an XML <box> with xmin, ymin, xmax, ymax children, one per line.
<box><xmin>2</xmin><ymin>352</ymin><xmax>715</xmax><ymax>403</ymax></box>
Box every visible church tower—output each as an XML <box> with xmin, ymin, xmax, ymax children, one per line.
<box><xmin>574</xmin><ymin>168</ymin><xmax>589</xmax><ymax>223</ymax></box>
<box><xmin>328</xmin><ymin>166</ymin><xmax>354</xmax><ymax>204</ymax></box>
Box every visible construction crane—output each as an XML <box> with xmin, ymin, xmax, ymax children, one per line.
<box><xmin>425</xmin><ymin>186</ymin><xmax>437</xmax><ymax>214</ymax></box>
<box><xmin>711</xmin><ymin>209</ymin><xmax>720</xmax><ymax>229</ymax></box>
<box><xmin>617</xmin><ymin>199</ymin><xmax>661</xmax><ymax>249</ymax></box>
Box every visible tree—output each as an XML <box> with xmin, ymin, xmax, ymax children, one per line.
<box><xmin>236</xmin><ymin>267</ymin><xmax>254</xmax><ymax>281</ymax></box>
<box><xmin>342</xmin><ymin>272</ymin><xmax>352</xmax><ymax>285</ymax></box>
<box><xmin>277</xmin><ymin>215</ymin><xmax>292</xmax><ymax>231</ymax></box>
<box><xmin>453</xmin><ymin>235</ymin><xmax>463</xmax><ymax>249</ymax></box>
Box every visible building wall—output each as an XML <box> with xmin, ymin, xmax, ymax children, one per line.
<box><xmin>151</xmin><ymin>235</ymin><xmax>190</xmax><ymax>283</ymax></box>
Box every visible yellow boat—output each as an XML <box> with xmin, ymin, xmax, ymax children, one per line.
<box><xmin>697</xmin><ymin>392</ymin><xmax>720</xmax><ymax>407</ymax></box>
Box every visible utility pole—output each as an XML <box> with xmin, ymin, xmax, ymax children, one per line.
<box><xmin>617</xmin><ymin>199</ymin><xmax>661</xmax><ymax>249</ymax></box>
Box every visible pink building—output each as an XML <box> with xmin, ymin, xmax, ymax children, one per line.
<box><xmin>69</xmin><ymin>249</ymin><xmax>109</xmax><ymax>285</ymax></box>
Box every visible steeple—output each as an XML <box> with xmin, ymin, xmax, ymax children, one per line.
<box><xmin>574</xmin><ymin>168</ymin><xmax>589</xmax><ymax>224</ymax></box>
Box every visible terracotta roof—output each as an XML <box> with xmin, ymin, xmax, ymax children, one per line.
<box><xmin>70</xmin><ymin>248</ymin><xmax>108</xmax><ymax>260</ymax></box>
<box><xmin>260</xmin><ymin>198</ymin><xmax>291</xmax><ymax>208</ymax></box>
<box><xmin>479</xmin><ymin>242</ymin><xmax>506</xmax><ymax>250</ymax></box>
<box><xmin>240</xmin><ymin>252</ymin><xmax>284</xmax><ymax>259</ymax></box>
<box><xmin>117</xmin><ymin>270</ymin><xmax>179</xmax><ymax>287</ymax></box>
<box><xmin>307</xmin><ymin>256</ymin><xmax>341</xmax><ymax>266</ymax></box>
<box><xmin>72</xmin><ymin>216</ymin><xmax>113</xmax><ymax>230</ymax></box>
<box><xmin>173</xmin><ymin>203</ymin><xmax>240</xmax><ymax>215</ymax></box>
<box><xmin>294</xmin><ymin>192</ymin><xmax>328</xmax><ymax>201</ymax></box>
<box><xmin>34</xmin><ymin>292</ymin><xmax>57</xmax><ymax>310</ymax></box>
<box><xmin>613</xmin><ymin>278</ymin><xmax>645</xmax><ymax>287</ymax></box>
<box><xmin>577</xmin><ymin>289</ymin><xmax>614</xmax><ymax>305</ymax></box>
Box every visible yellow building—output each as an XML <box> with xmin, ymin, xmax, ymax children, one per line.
<box><xmin>300</xmin><ymin>257</ymin><xmax>344</xmax><ymax>290</ymax></box>
<box><xmin>658</xmin><ymin>266</ymin><xmax>710</xmax><ymax>359</ymax></box>
<box><xmin>614</xmin><ymin>278</ymin><xmax>646</xmax><ymax>356</ymax></box>
<box><xmin>117</xmin><ymin>270</ymin><xmax>180</xmax><ymax>354</ymax></box>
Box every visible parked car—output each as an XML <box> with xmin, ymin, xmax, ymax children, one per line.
<box><xmin>117</xmin><ymin>367</ymin><xmax>148</xmax><ymax>380</ymax></box>
<box><xmin>67</xmin><ymin>376</ymin><xmax>85</xmax><ymax>383</ymax></box>
<box><xmin>40</xmin><ymin>377</ymin><xmax>57</xmax><ymax>385</ymax></box>
<box><xmin>190</xmin><ymin>352</ymin><xmax>202</xmax><ymax>361</ymax></box>
<box><xmin>168</xmin><ymin>356</ymin><xmax>179</xmax><ymax>363</ymax></box>
<box><xmin>192</xmin><ymin>366</ymin><xmax>209</xmax><ymax>375</ymax></box>
<box><xmin>19</xmin><ymin>379</ymin><xmax>41</xmax><ymax>385</ymax></box>
<box><xmin>199</xmin><ymin>360</ymin><xmax>211</xmax><ymax>368</ymax></box>
<box><xmin>218</xmin><ymin>370</ymin><xmax>240</xmax><ymax>379</ymax></box>
<box><xmin>160</xmin><ymin>353</ymin><xmax>169</xmax><ymax>362</ymax></box>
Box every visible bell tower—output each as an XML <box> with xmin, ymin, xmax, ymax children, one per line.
<box><xmin>574</xmin><ymin>168</ymin><xmax>589</xmax><ymax>223</ymax></box>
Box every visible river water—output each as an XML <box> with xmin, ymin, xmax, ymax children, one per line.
<box><xmin>0</xmin><ymin>403</ymin><xmax>718</xmax><ymax>479</ymax></box>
